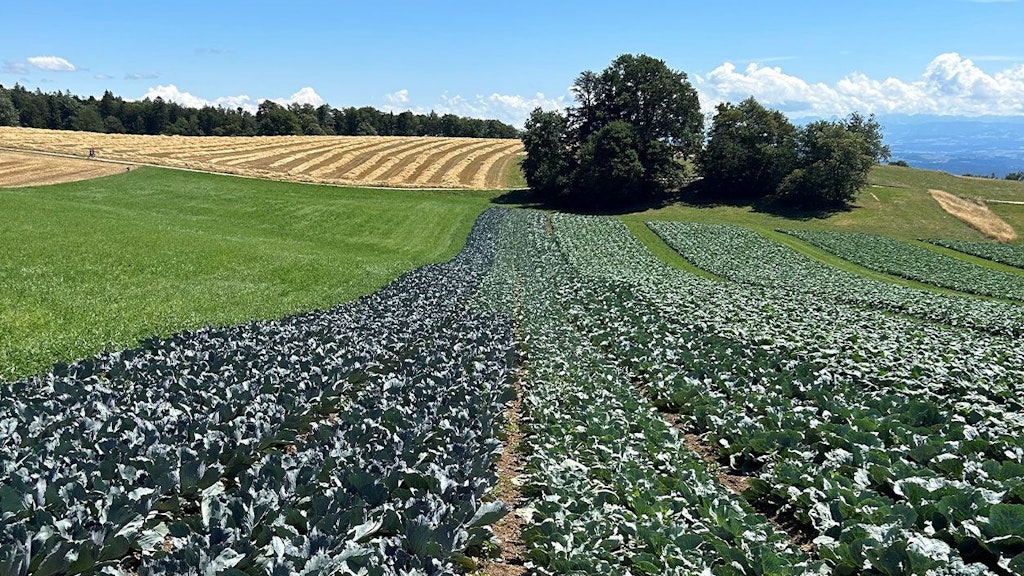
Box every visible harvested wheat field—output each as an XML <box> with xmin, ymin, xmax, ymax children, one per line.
<box><xmin>0</xmin><ymin>150</ymin><xmax>132</xmax><ymax>188</ymax></box>
<box><xmin>929</xmin><ymin>188</ymin><xmax>1018</xmax><ymax>242</ymax></box>
<box><xmin>0</xmin><ymin>127</ymin><xmax>524</xmax><ymax>189</ymax></box>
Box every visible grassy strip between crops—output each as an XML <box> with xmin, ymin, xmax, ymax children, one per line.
<box><xmin>0</xmin><ymin>166</ymin><xmax>494</xmax><ymax>381</ymax></box>
<box><xmin>621</xmin><ymin>219</ymin><xmax>723</xmax><ymax>281</ymax></box>
<box><xmin>917</xmin><ymin>239</ymin><xmax>1024</xmax><ymax>277</ymax></box>
<box><xmin>758</xmin><ymin>229</ymin><xmax>1014</xmax><ymax>300</ymax></box>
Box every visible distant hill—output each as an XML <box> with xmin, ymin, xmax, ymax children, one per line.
<box><xmin>880</xmin><ymin>115</ymin><xmax>1024</xmax><ymax>178</ymax></box>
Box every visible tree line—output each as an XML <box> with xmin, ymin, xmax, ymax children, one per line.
<box><xmin>522</xmin><ymin>54</ymin><xmax>890</xmax><ymax>211</ymax></box>
<box><xmin>0</xmin><ymin>84</ymin><xmax>519</xmax><ymax>139</ymax></box>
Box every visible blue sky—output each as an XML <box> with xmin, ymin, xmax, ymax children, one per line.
<box><xmin>2</xmin><ymin>0</ymin><xmax>1022</xmax><ymax>127</ymax></box>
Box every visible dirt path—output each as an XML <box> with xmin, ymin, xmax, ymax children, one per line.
<box><xmin>0</xmin><ymin>149</ymin><xmax>133</xmax><ymax>187</ymax></box>
<box><xmin>929</xmin><ymin>189</ymin><xmax>1018</xmax><ymax>242</ymax></box>
<box><xmin>477</xmin><ymin>371</ymin><xmax>526</xmax><ymax>576</ymax></box>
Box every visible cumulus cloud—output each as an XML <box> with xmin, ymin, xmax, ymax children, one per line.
<box><xmin>695</xmin><ymin>53</ymin><xmax>1024</xmax><ymax>118</ymax></box>
<box><xmin>27</xmin><ymin>56</ymin><xmax>76</xmax><ymax>72</ymax></box>
<box><xmin>385</xmin><ymin>89</ymin><xmax>409</xmax><ymax>105</ymax></box>
<box><xmin>385</xmin><ymin>91</ymin><xmax>569</xmax><ymax>127</ymax></box>
<box><xmin>272</xmin><ymin>86</ymin><xmax>323</xmax><ymax>107</ymax></box>
<box><xmin>139</xmin><ymin>84</ymin><xmax>325</xmax><ymax>112</ymax></box>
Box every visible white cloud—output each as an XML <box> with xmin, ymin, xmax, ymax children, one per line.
<box><xmin>139</xmin><ymin>84</ymin><xmax>324</xmax><ymax>112</ymax></box>
<box><xmin>27</xmin><ymin>56</ymin><xmax>75</xmax><ymax>72</ymax></box>
<box><xmin>94</xmin><ymin>73</ymin><xmax>114</xmax><ymax>80</ymax></box>
<box><xmin>437</xmin><ymin>92</ymin><xmax>570</xmax><ymax>127</ymax></box>
<box><xmin>385</xmin><ymin>89</ymin><xmax>409</xmax><ymax>105</ymax></box>
<box><xmin>695</xmin><ymin>53</ymin><xmax>1024</xmax><ymax>118</ymax></box>
<box><xmin>272</xmin><ymin>87</ymin><xmax>324</xmax><ymax>108</ymax></box>
<box><xmin>142</xmin><ymin>85</ymin><xmax>215</xmax><ymax>108</ymax></box>
<box><xmin>386</xmin><ymin>91</ymin><xmax>569</xmax><ymax>127</ymax></box>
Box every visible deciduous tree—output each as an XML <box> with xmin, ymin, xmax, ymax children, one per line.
<box><xmin>699</xmin><ymin>97</ymin><xmax>798</xmax><ymax>202</ymax></box>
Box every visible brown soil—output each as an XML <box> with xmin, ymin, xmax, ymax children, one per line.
<box><xmin>660</xmin><ymin>411</ymin><xmax>816</xmax><ymax>554</ymax></box>
<box><xmin>478</xmin><ymin>370</ymin><xmax>527</xmax><ymax>576</ymax></box>
<box><xmin>0</xmin><ymin>127</ymin><xmax>524</xmax><ymax>189</ymax></box>
<box><xmin>0</xmin><ymin>150</ymin><xmax>132</xmax><ymax>187</ymax></box>
<box><xmin>930</xmin><ymin>189</ymin><xmax>1019</xmax><ymax>242</ymax></box>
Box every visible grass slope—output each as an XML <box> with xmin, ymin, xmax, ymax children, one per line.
<box><xmin>0</xmin><ymin>167</ymin><xmax>492</xmax><ymax>381</ymax></box>
<box><xmin>625</xmin><ymin>164</ymin><xmax>1024</xmax><ymax>243</ymax></box>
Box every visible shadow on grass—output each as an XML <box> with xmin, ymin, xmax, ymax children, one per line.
<box><xmin>491</xmin><ymin>182</ymin><xmax>855</xmax><ymax>220</ymax></box>
<box><xmin>678</xmin><ymin>182</ymin><xmax>854</xmax><ymax>221</ymax></box>
<box><xmin>492</xmin><ymin>186</ymin><xmax>686</xmax><ymax>216</ymax></box>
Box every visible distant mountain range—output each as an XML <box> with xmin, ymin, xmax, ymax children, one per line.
<box><xmin>879</xmin><ymin>115</ymin><xmax>1024</xmax><ymax>178</ymax></box>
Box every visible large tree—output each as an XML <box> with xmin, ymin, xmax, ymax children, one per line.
<box><xmin>0</xmin><ymin>87</ymin><xmax>17</xmax><ymax>126</ymax></box>
<box><xmin>699</xmin><ymin>97</ymin><xmax>798</xmax><ymax>202</ymax></box>
<box><xmin>256</xmin><ymin>100</ymin><xmax>301</xmax><ymax>136</ymax></box>
<box><xmin>774</xmin><ymin>114</ymin><xmax>889</xmax><ymax>207</ymax></box>
<box><xmin>521</xmin><ymin>108</ymin><xmax>569</xmax><ymax>201</ymax></box>
<box><xmin>522</xmin><ymin>54</ymin><xmax>703</xmax><ymax>210</ymax></box>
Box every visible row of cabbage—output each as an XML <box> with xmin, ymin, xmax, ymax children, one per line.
<box><xmin>784</xmin><ymin>230</ymin><xmax>1024</xmax><ymax>302</ymax></box>
<box><xmin>646</xmin><ymin>221</ymin><xmax>1024</xmax><ymax>337</ymax></box>
<box><xmin>0</xmin><ymin>209</ymin><xmax>515</xmax><ymax>576</ymax></box>
<box><xmin>928</xmin><ymin>239</ymin><xmax>1024</xmax><ymax>271</ymax></box>
<box><xmin>474</xmin><ymin>210</ymin><xmax>822</xmax><ymax>574</ymax></box>
<box><xmin>551</xmin><ymin>213</ymin><xmax>1024</xmax><ymax>575</ymax></box>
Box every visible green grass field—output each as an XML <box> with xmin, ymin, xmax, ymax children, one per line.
<box><xmin>0</xmin><ymin>167</ymin><xmax>493</xmax><ymax>380</ymax></box>
<box><xmin>626</xmin><ymin>165</ymin><xmax>1024</xmax><ymax>243</ymax></box>
<box><xmin>4</xmin><ymin>162</ymin><xmax>1023</xmax><ymax>381</ymax></box>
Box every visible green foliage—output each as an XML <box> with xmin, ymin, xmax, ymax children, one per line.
<box><xmin>649</xmin><ymin>221</ymin><xmax>1024</xmax><ymax>336</ymax></box>
<box><xmin>695</xmin><ymin>94</ymin><xmax>889</xmax><ymax>209</ymax></box>
<box><xmin>0</xmin><ymin>168</ymin><xmax>491</xmax><ymax>381</ymax></box>
<box><xmin>1006</xmin><ymin>171</ymin><xmax>1024</xmax><ymax>181</ymax></box>
<box><xmin>477</xmin><ymin>211</ymin><xmax>819</xmax><ymax>573</ymax></box>
<box><xmin>520</xmin><ymin>108</ymin><xmax>569</xmax><ymax>200</ymax></box>
<box><xmin>70</xmin><ymin>105</ymin><xmax>105</xmax><ymax>132</ymax></box>
<box><xmin>554</xmin><ymin>213</ymin><xmax>1024</xmax><ymax>574</ymax></box>
<box><xmin>787</xmin><ymin>229</ymin><xmax>1024</xmax><ymax>300</ymax></box>
<box><xmin>571</xmin><ymin>121</ymin><xmax>644</xmax><ymax>206</ymax></box>
<box><xmin>928</xmin><ymin>238</ymin><xmax>1024</xmax><ymax>269</ymax></box>
<box><xmin>699</xmin><ymin>97</ymin><xmax>798</xmax><ymax>201</ymax></box>
<box><xmin>0</xmin><ymin>83</ymin><xmax>518</xmax><ymax>138</ymax></box>
<box><xmin>889</xmin><ymin>159</ymin><xmax>910</xmax><ymax>167</ymax></box>
<box><xmin>0</xmin><ymin>86</ymin><xmax>18</xmax><ymax>126</ymax></box>
<box><xmin>521</xmin><ymin>53</ymin><xmax>703</xmax><ymax>210</ymax></box>
<box><xmin>774</xmin><ymin>114</ymin><xmax>888</xmax><ymax>208</ymax></box>
<box><xmin>256</xmin><ymin>100</ymin><xmax>302</xmax><ymax>135</ymax></box>
<box><xmin>0</xmin><ymin>210</ymin><xmax>515</xmax><ymax>573</ymax></box>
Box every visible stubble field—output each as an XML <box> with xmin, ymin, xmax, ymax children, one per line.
<box><xmin>0</xmin><ymin>126</ymin><xmax>524</xmax><ymax>189</ymax></box>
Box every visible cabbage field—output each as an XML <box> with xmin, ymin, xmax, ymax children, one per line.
<box><xmin>3</xmin><ymin>208</ymin><xmax>1024</xmax><ymax>575</ymax></box>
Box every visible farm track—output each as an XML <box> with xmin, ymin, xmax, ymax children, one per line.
<box><xmin>0</xmin><ymin>149</ymin><xmax>129</xmax><ymax>187</ymax></box>
<box><xmin>0</xmin><ymin>127</ymin><xmax>524</xmax><ymax>189</ymax></box>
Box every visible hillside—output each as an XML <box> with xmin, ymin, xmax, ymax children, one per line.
<box><xmin>0</xmin><ymin>126</ymin><xmax>525</xmax><ymax>189</ymax></box>
<box><xmin>627</xmin><ymin>164</ymin><xmax>1024</xmax><ymax>243</ymax></box>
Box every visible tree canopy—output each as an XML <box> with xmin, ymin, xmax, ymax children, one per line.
<box><xmin>522</xmin><ymin>53</ymin><xmax>703</xmax><ymax>211</ymax></box>
<box><xmin>700</xmin><ymin>99</ymin><xmax>890</xmax><ymax>209</ymax></box>
<box><xmin>0</xmin><ymin>84</ymin><xmax>519</xmax><ymax>139</ymax></box>
<box><xmin>699</xmin><ymin>97</ymin><xmax>798</xmax><ymax>202</ymax></box>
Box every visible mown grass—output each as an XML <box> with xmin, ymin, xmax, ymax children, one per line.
<box><xmin>0</xmin><ymin>167</ymin><xmax>492</xmax><ymax>380</ymax></box>
<box><xmin>504</xmin><ymin>155</ymin><xmax>527</xmax><ymax>189</ymax></box>
<box><xmin>621</xmin><ymin>219</ymin><xmax>723</xmax><ymax>281</ymax></box>
<box><xmin>624</xmin><ymin>165</ymin><xmax>1023</xmax><ymax>242</ymax></box>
